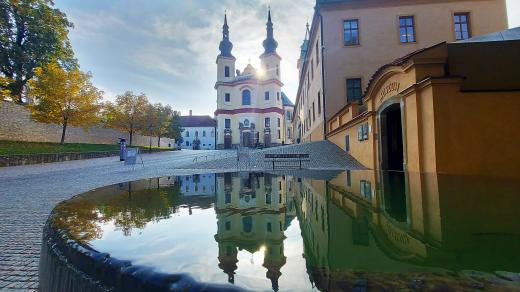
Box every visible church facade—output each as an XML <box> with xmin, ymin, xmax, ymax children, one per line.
<box><xmin>215</xmin><ymin>11</ymin><xmax>287</xmax><ymax>149</ymax></box>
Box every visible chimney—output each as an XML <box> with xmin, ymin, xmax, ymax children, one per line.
<box><xmin>189</xmin><ymin>110</ymin><xmax>192</xmax><ymax>116</ymax></box>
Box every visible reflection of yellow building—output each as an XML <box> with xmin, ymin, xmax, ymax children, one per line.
<box><xmin>328</xmin><ymin>34</ymin><xmax>520</xmax><ymax>176</ymax></box>
<box><xmin>214</xmin><ymin>173</ymin><xmax>292</xmax><ymax>291</ymax></box>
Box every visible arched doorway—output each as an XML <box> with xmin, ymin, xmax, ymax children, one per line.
<box><xmin>378</xmin><ymin>101</ymin><xmax>404</xmax><ymax>171</ymax></box>
<box><xmin>242</xmin><ymin>131</ymin><xmax>252</xmax><ymax>147</ymax></box>
<box><xmin>224</xmin><ymin>134</ymin><xmax>232</xmax><ymax>149</ymax></box>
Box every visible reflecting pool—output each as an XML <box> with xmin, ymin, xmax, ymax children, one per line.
<box><xmin>46</xmin><ymin>171</ymin><xmax>520</xmax><ymax>291</ymax></box>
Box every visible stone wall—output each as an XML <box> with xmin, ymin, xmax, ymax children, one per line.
<box><xmin>0</xmin><ymin>101</ymin><xmax>175</xmax><ymax>147</ymax></box>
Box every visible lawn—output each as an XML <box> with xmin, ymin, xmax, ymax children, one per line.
<box><xmin>0</xmin><ymin>140</ymin><xmax>173</xmax><ymax>155</ymax></box>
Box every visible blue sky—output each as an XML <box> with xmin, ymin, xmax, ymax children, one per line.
<box><xmin>55</xmin><ymin>0</ymin><xmax>519</xmax><ymax>116</ymax></box>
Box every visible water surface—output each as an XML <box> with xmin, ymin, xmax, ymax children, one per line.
<box><xmin>51</xmin><ymin>171</ymin><xmax>520</xmax><ymax>291</ymax></box>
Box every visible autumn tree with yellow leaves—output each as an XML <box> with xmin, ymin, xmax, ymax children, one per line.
<box><xmin>28</xmin><ymin>62</ymin><xmax>103</xmax><ymax>144</ymax></box>
<box><xmin>103</xmin><ymin>91</ymin><xmax>149</xmax><ymax>146</ymax></box>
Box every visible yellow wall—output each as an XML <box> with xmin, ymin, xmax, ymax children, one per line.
<box><xmin>432</xmin><ymin>85</ymin><xmax>520</xmax><ymax>176</ymax></box>
<box><xmin>320</xmin><ymin>0</ymin><xmax>508</xmax><ymax>121</ymax></box>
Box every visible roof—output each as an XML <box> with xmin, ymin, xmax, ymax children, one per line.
<box><xmin>456</xmin><ymin>27</ymin><xmax>520</xmax><ymax>43</ymax></box>
<box><xmin>281</xmin><ymin>92</ymin><xmax>294</xmax><ymax>107</ymax></box>
<box><xmin>180</xmin><ymin>115</ymin><xmax>216</xmax><ymax>128</ymax></box>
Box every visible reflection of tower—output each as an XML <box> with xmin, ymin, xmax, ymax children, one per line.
<box><xmin>263</xmin><ymin>242</ymin><xmax>286</xmax><ymax>292</ymax></box>
<box><xmin>215</xmin><ymin>172</ymin><xmax>288</xmax><ymax>290</ymax></box>
<box><xmin>218</xmin><ymin>243</ymin><xmax>238</xmax><ymax>284</ymax></box>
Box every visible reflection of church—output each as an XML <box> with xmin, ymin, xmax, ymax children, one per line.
<box><xmin>214</xmin><ymin>172</ymin><xmax>295</xmax><ymax>291</ymax></box>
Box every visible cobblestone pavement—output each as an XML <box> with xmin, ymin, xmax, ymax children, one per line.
<box><xmin>0</xmin><ymin>149</ymin><xmax>232</xmax><ymax>291</ymax></box>
<box><xmin>179</xmin><ymin>140</ymin><xmax>366</xmax><ymax>171</ymax></box>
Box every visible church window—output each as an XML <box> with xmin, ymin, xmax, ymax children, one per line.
<box><xmin>347</xmin><ymin>78</ymin><xmax>362</xmax><ymax>102</ymax></box>
<box><xmin>225</xmin><ymin>221</ymin><xmax>231</xmax><ymax>231</ymax></box>
<box><xmin>203</xmin><ymin>131</ymin><xmax>206</xmax><ymax>137</ymax></box>
<box><xmin>225</xmin><ymin>119</ymin><xmax>231</xmax><ymax>129</ymax></box>
<box><xmin>225</xmin><ymin>93</ymin><xmax>230</xmax><ymax>102</ymax></box>
<box><xmin>276</xmin><ymin>65</ymin><xmax>279</xmax><ymax>76</ymax></box>
<box><xmin>186</xmin><ymin>131</ymin><xmax>190</xmax><ymax>137</ymax></box>
<box><xmin>278</xmin><ymin>129</ymin><xmax>281</xmax><ymax>139</ymax></box>
<box><xmin>318</xmin><ymin>92</ymin><xmax>322</xmax><ymax>115</ymax></box>
<box><xmin>225</xmin><ymin>193</ymin><xmax>231</xmax><ymax>204</ymax></box>
<box><xmin>224</xmin><ymin>66</ymin><xmax>230</xmax><ymax>77</ymax></box>
<box><xmin>312</xmin><ymin>102</ymin><xmax>316</xmax><ymax>122</ymax></box>
<box><xmin>266</xmin><ymin>193</ymin><xmax>272</xmax><ymax>204</ymax></box>
<box><xmin>242</xmin><ymin>89</ymin><xmax>251</xmax><ymax>105</ymax></box>
<box><xmin>277</xmin><ymin>118</ymin><xmax>281</xmax><ymax>127</ymax></box>
<box><xmin>454</xmin><ymin>13</ymin><xmax>471</xmax><ymax>40</ymax></box>
<box><xmin>344</xmin><ymin>19</ymin><xmax>360</xmax><ymax>46</ymax></box>
<box><xmin>265</xmin><ymin>91</ymin><xmax>270</xmax><ymax>100</ymax></box>
<box><xmin>265</xmin><ymin>117</ymin><xmax>270</xmax><ymax>127</ymax></box>
<box><xmin>267</xmin><ymin>222</ymin><xmax>272</xmax><ymax>232</ymax></box>
<box><xmin>195</xmin><ymin>131</ymin><xmax>199</xmax><ymax>137</ymax></box>
<box><xmin>277</xmin><ymin>92</ymin><xmax>280</xmax><ymax>101</ymax></box>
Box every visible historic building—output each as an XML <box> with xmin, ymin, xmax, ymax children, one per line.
<box><xmin>179</xmin><ymin>112</ymin><xmax>217</xmax><ymax>150</ymax></box>
<box><xmin>293</xmin><ymin>0</ymin><xmax>508</xmax><ymax>144</ymax></box>
<box><xmin>215</xmin><ymin>10</ymin><xmax>289</xmax><ymax>149</ymax></box>
<box><xmin>281</xmin><ymin>92</ymin><xmax>295</xmax><ymax>144</ymax></box>
<box><xmin>327</xmin><ymin>29</ymin><xmax>520</xmax><ymax>176</ymax></box>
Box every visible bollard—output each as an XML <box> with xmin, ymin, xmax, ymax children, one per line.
<box><xmin>119</xmin><ymin>138</ymin><xmax>127</xmax><ymax>161</ymax></box>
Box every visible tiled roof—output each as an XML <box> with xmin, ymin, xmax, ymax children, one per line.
<box><xmin>281</xmin><ymin>92</ymin><xmax>294</xmax><ymax>107</ymax></box>
<box><xmin>180</xmin><ymin>115</ymin><xmax>216</xmax><ymax>128</ymax></box>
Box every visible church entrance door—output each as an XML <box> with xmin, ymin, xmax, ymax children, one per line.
<box><xmin>242</xmin><ymin>132</ymin><xmax>252</xmax><ymax>148</ymax></box>
<box><xmin>224</xmin><ymin>135</ymin><xmax>232</xmax><ymax>149</ymax></box>
<box><xmin>264</xmin><ymin>133</ymin><xmax>271</xmax><ymax>148</ymax></box>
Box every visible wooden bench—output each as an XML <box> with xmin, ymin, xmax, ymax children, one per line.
<box><xmin>264</xmin><ymin>153</ymin><xmax>310</xmax><ymax>169</ymax></box>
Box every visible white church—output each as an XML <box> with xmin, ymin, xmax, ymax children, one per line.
<box><xmin>214</xmin><ymin>10</ymin><xmax>293</xmax><ymax>149</ymax></box>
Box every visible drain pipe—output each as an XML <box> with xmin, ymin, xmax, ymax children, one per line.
<box><xmin>319</xmin><ymin>11</ymin><xmax>327</xmax><ymax>140</ymax></box>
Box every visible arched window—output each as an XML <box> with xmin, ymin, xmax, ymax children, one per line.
<box><xmin>242</xmin><ymin>89</ymin><xmax>251</xmax><ymax>105</ymax></box>
<box><xmin>195</xmin><ymin>131</ymin><xmax>198</xmax><ymax>137</ymax></box>
<box><xmin>186</xmin><ymin>131</ymin><xmax>190</xmax><ymax>137</ymax></box>
<box><xmin>224</xmin><ymin>66</ymin><xmax>230</xmax><ymax>77</ymax></box>
<box><xmin>202</xmin><ymin>131</ymin><xmax>206</xmax><ymax>137</ymax></box>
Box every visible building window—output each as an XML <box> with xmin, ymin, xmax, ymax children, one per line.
<box><xmin>225</xmin><ymin>119</ymin><xmax>231</xmax><ymax>129</ymax></box>
<box><xmin>186</xmin><ymin>131</ymin><xmax>190</xmax><ymax>137</ymax></box>
<box><xmin>360</xmin><ymin>180</ymin><xmax>372</xmax><ymax>199</ymax></box>
<box><xmin>345</xmin><ymin>135</ymin><xmax>350</xmax><ymax>152</ymax></box>
<box><xmin>347</xmin><ymin>78</ymin><xmax>362</xmax><ymax>103</ymax></box>
<box><xmin>316</xmin><ymin>40</ymin><xmax>320</xmax><ymax>64</ymax></box>
<box><xmin>267</xmin><ymin>222</ymin><xmax>272</xmax><ymax>232</ymax></box>
<box><xmin>343</xmin><ymin>19</ymin><xmax>360</xmax><ymax>46</ymax></box>
<box><xmin>276</xmin><ymin>65</ymin><xmax>279</xmax><ymax>76</ymax></box>
<box><xmin>225</xmin><ymin>93</ymin><xmax>230</xmax><ymax>102</ymax></box>
<box><xmin>454</xmin><ymin>13</ymin><xmax>471</xmax><ymax>40</ymax></box>
<box><xmin>318</xmin><ymin>92</ymin><xmax>322</xmax><ymax>115</ymax></box>
<box><xmin>266</xmin><ymin>193</ymin><xmax>272</xmax><ymax>204</ymax></box>
<box><xmin>185</xmin><ymin>141</ymin><xmax>189</xmax><ymax>146</ymax></box>
<box><xmin>288</xmin><ymin>128</ymin><xmax>291</xmax><ymax>139</ymax></box>
<box><xmin>265</xmin><ymin>91</ymin><xmax>270</xmax><ymax>100</ymax></box>
<box><xmin>265</xmin><ymin>117</ymin><xmax>270</xmax><ymax>127</ymax></box>
<box><xmin>242</xmin><ymin>89</ymin><xmax>251</xmax><ymax>105</ymax></box>
<box><xmin>277</xmin><ymin>118</ymin><xmax>281</xmax><ymax>127</ymax></box>
<box><xmin>308</xmin><ymin>110</ymin><xmax>311</xmax><ymax>127</ymax></box>
<box><xmin>225</xmin><ymin>221</ymin><xmax>231</xmax><ymax>231</ymax></box>
<box><xmin>277</xmin><ymin>92</ymin><xmax>280</xmax><ymax>101</ymax></box>
<box><xmin>203</xmin><ymin>131</ymin><xmax>206</xmax><ymax>137</ymax></box>
<box><xmin>286</xmin><ymin>111</ymin><xmax>291</xmax><ymax>120</ymax></box>
<box><xmin>277</xmin><ymin>129</ymin><xmax>281</xmax><ymax>139</ymax></box>
<box><xmin>311</xmin><ymin>59</ymin><xmax>314</xmax><ymax>79</ymax></box>
<box><xmin>312</xmin><ymin>102</ymin><xmax>316</xmax><ymax>122</ymax></box>
<box><xmin>195</xmin><ymin>131</ymin><xmax>199</xmax><ymax>137</ymax></box>
<box><xmin>224</xmin><ymin>66</ymin><xmax>230</xmax><ymax>77</ymax></box>
<box><xmin>225</xmin><ymin>193</ymin><xmax>231</xmax><ymax>204</ymax></box>
<box><xmin>346</xmin><ymin>170</ymin><xmax>352</xmax><ymax>187</ymax></box>
<box><xmin>399</xmin><ymin>16</ymin><xmax>416</xmax><ymax>43</ymax></box>
<box><xmin>211</xmin><ymin>130</ymin><xmax>214</xmax><ymax>137</ymax></box>
<box><xmin>358</xmin><ymin>123</ymin><xmax>369</xmax><ymax>141</ymax></box>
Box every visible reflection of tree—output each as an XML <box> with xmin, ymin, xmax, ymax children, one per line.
<box><xmin>51</xmin><ymin>196</ymin><xmax>102</xmax><ymax>242</ymax></box>
<box><xmin>98</xmin><ymin>184</ymin><xmax>182</xmax><ymax>236</ymax></box>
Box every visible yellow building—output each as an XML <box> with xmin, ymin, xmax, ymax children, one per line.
<box><xmin>327</xmin><ymin>32</ymin><xmax>520</xmax><ymax>175</ymax></box>
<box><xmin>293</xmin><ymin>0</ymin><xmax>508</xmax><ymax>144</ymax></box>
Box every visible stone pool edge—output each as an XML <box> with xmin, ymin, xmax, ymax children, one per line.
<box><xmin>39</xmin><ymin>212</ymin><xmax>245</xmax><ymax>292</ymax></box>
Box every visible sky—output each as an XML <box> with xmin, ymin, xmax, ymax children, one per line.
<box><xmin>54</xmin><ymin>0</ymin><xmax>519</xmax><ymax>116</ymax></box>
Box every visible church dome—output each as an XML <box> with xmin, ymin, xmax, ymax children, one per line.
<box><xmin>242</xmin><ymin>63</ymin><xmax>256</xmax><ymax>76</ymax></box>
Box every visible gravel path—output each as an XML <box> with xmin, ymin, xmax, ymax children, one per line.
<box><xmin>0</xmin><ymin>149</ymin><xmax>231</xmax><ymax>291</ymax></box>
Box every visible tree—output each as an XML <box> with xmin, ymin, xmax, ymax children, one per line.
<box><xmin>0</xmin><ymin>0</ymin><xmax>76</xmax><ymax>103</ymax></box>
<box><xmin>154</xmin><ymin>103</ymin><xmax>173</xmax><ymax>147</ymax></box>
<box><xmin>169</xmin><ymin>111</ymin><xmax>182</xmax><ymax>146</ymax></box>
<box><xmin>104</xmin><ymin>91</ymin><xmax>148</xmax><ymax>145</ymax></box>
<box><xmin>141</xmin><ymin>102</ymin><xmax>160</xmax><ymax>152</ymax></box>
<box><xmin>27</xmin><ymin>61</ymin><xmax>103</xmax><ymax>144</ymax></box>
<box><xmin>0</xmin><ymin>75</ymin><xmax>11</xmax><ymax>99</ymax></box>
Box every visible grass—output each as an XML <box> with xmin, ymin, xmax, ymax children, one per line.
<box><xmin>0</xmin><ymin>140</ymin><xmax>174</xmax><ymax>156</ymax></box>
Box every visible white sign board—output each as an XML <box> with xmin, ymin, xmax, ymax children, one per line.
<box><xmin>124</xmin><ymin>148</ymin><xmax>139</xmax><ymax>165</ymax></box>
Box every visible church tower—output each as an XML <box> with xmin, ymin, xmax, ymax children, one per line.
<box><xmin>260</xmin><ymin>8</ymin><xmax>281</xmax><ymax>81</ymax></box>
<box><xmin>217</xmin><ymin>13</ymin><xmax>236</xmax><ymax>82</ymax></box>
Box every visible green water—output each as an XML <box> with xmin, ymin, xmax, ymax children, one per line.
<box><xmin>51</xmin><ymin>171</ymin><xmax>520</xmax><ymax>291</ymax></box>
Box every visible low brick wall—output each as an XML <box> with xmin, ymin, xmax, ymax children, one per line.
<box><xmin>0</xmin><ymin>149</ymin><xmax>171</xmax><ymax>167</ymax></box>
<box><xmin>0</xmin><ymin>101</ymin><xmax>175</xmax><ymax>147</ymax></box>
<box><xmin>0</xmin><ymin>151</ymin><xmax>119</xmax><ymax>167</ymax></box>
